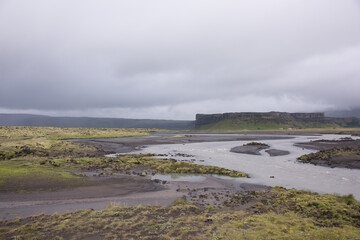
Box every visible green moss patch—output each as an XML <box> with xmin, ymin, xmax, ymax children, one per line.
<box><xmin>0</xmin><ymin>160</ymin><xmax>87</xmax><ymax>192</ymax></box>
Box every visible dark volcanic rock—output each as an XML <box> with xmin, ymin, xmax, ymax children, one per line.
<box><xmin>230</xmin><ymin>145</ymin><xmax>269</xmax><ymax>155</ymax></box>
<box><xmin>265</xmin><ymin>149</ymin><xmax>290</xmax><ymax>156</ymax></box>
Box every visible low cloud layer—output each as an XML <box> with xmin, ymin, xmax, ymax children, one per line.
<box><xmin>1</xmin><ymin>0</ymin><xmax>360</xmax><ymax>119</ymax></box>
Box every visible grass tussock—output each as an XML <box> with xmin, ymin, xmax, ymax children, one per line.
<box><xmin>0</xmin><ymin>126</ymin><xmax>157</xmax><ymax>160</ymax></box>
<box><xmin>1</xmin><ymin>187</ymin><xmax>359</xmax><ymax>240</ymax></box>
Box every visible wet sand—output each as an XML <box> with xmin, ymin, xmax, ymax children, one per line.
<box><xmin>0</xmin><ymin>174</ymin><xmax>268</xmax><ymax>220</ymax></box>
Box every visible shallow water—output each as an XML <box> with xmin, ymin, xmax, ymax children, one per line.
<box><xmin>132</xmin><ymin>134</ymin><xmax>360</xmax><ymax>199</ymax></box>
<box><xmin>151</xmin><ymin>174</ymin><xmax>206</xmax><ymax>182</ymax></box>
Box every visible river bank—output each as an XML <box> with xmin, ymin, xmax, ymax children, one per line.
<box><xmin>295</xmin><ymin>138</ymin><xmax>360</xmax><ymax>169</ymax></box>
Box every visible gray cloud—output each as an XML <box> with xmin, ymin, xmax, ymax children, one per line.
<box><xmin>0</xmin><ymin>0</ymin><xmax>360</xmax><ymax>119</ymax></box>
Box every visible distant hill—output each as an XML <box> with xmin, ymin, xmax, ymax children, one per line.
<box><xmin>325</xmin><ymin>109</ymin><xmax>360</xmax><ymax>118</ymax></box>
<box><xmin>194</xmin><ymin>112</ymin><xmax>360</xmax><ymax>130</ymax></box>
<box><xmin>0</xmin><ymin>114</ymin><xmax>194</xmax><ymax>130</ymax></box>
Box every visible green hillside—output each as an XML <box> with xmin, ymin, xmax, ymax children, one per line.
<box><xmin>195</xmin><ymin>117</ymin><xmax>339</xmax><ymax>131</ymax></box>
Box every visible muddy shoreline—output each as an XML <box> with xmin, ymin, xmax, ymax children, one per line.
<box><xmin>0</xmin><ymin>174</ymin><xmax>269</xmax><ymax>220</ymax></box>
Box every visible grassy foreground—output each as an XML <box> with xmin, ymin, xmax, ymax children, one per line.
<box><xmin>0</xmin><ymin>187</ymin><xmax>359</xmax><ymax>240</ymax></box>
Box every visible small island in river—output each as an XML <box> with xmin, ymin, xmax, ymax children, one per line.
<box><xmin>230</xmin><ymin>142</ymin><xmax>290</xmax><ymax>156</ymax></box>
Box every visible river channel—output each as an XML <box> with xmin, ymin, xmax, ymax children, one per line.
<box><xmin>130</xmin><ymin>134</ymin><xmax>360</xmax><ymax>199</ymax></box>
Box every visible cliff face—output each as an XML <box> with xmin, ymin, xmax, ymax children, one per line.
<box><xmin>195</xmin><ymin>112</ymin><xmax>325</xmax><ymax>127</ymax></box>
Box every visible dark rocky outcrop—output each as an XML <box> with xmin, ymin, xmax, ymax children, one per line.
<box><xmin>195</xmin><ymin>111</ymin><xmax>325</xmax><ymax>126</ymax></box>
<box><xmin>230</xmin><ymin>142</ymin><xmax>270</xmax><ymax>155</ymax></box>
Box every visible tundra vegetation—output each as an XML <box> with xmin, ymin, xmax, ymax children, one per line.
<box><xmin>0</xmin><ymin>187</ymin><xmax>359</xmax><ymax>239</ymax></box>
<box><xmin>0</xmin><ymin>127</ymin><xmax>359</xmax><ymax>239</ymax></box>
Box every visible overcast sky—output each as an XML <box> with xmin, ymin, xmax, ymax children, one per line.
<box><xmin>1</xmin><ymin>0</ymin><xmax>360</xmax><ymax>120</ymax></box>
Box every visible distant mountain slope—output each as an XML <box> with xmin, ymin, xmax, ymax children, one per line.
<box><xmin>0</xmin><ymin>114</ymin><xmax>194</xmax><ymax>130</ymax></box>
<box><xmin>325</xmin><ymin>109</ymin><xmax>360</xmax><ymax>118</ymax></box>
<box><xmin>194</xmin><ymin>112</ymin><xmax>360</xmax><ymax>130</ymax></box>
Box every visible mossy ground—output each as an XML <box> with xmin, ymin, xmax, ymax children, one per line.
<box><xmin>33</xmin><ymin>154</ymin><xmax>247</xmax><ymax>177</ymax></box>
<box><xmin>1</xmin><ymin>187</ymin><xmax>359</xmax><ymax>240</ymax></box>
<box><xmin>0</xmin><ymin>126</ymin><xmax>155</xmax><ymax>159</ymax></box>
